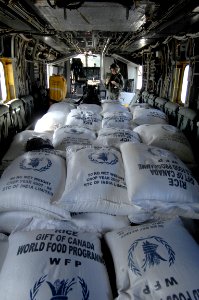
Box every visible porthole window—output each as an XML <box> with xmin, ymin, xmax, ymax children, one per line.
<box><xmin>0</xmin><ymin>61</ymin><xmax>7</xmax><ymax>102</ymax></box>
<box><xmin>47</xmin><ymin>64</ymin><xmax>54</xmax><ymax>88</ymax></box>
<box><xmin>181</xmin><ymin>65</ymin><xmax>189</xmax><ymax>104</ymax></box>
<box><xmin>136</xmin><ymin>65</ymin><xmax>143</xmax><ymax>90</ymax></box>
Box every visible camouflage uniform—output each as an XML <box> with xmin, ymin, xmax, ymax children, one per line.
<box><xmin>106</xmin><ymin>72</ymin><xmax>124</xmax><ymax>100</ymax></box>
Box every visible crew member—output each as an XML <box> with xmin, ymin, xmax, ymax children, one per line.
<box><xmin>106</xmin><ymin>63</ymin><xmax>124</xmax><ymax>100</ymax></box>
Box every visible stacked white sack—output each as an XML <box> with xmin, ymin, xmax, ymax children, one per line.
<box><xmin>102</xmin><ymin>111</ymin><xmax>133</xmax><ymax>129</ymax></box>
<box><xmin>34</xmin><ymin>111</ymin><xmax>67</xmax><ymax>132</ymax></box>
<box><xmin>105</xmin><ymin>218</ymin><xmax>199</xmax><ymax>300</ymax></box>
<box><xmin>125</xmin><ymin>91</ymin><xmax>139</xmax><ymax>105</ymax></box>
<box><xmin>47</xmin><ymin>101</ymin><xmax>75</xmax><ymax>114</ymax></box>
<box><xmin>53</xmin><ymin>125</ymin><xmax>96</xmax><ymax>150</ymax></box>
<box><xmin>0</xmin><ymin>150</ymin><xmax>70</xmax><ymax>220</ymax></box>
<box><xmin>101</xmin><ymin>100</ymin><xmax>129</xmax><ymax>115</ymax></box>
<box><xmin>133</xmin><ymin>107</ymin><xmax>168</xmax><ymax>125</ymax></box>
<box><xmin>0</xmin><ymin>233</ymin><xmax>8</xmax><ymax>271</ymax></box>
<box><xmin>0</xmin><ymin>210</ymin><xmax>62</xmax><ymax>234</ymax></box>
<box><xmin>0</xmin><ymin>174</ymin><xmax>67</xmax><ymax>233</ymax></box>
<box><xmin>66</xmin><ymin>109</ymin><xmax>102</xmax><ymax>131</ymax></box>
<box><xmin>0</xmin><ymin>130</ymin><xmax>53</xmax><ymax>175</ymax></box>
<box><xmin>70</xmin><ymin>212</ymin><xmax>130</xmax><ymax>233</ymax></box>
<box><xmin>120</xmin><ymin>142</ymin><xmax>199</xmax><ymax>223</ymax></box>
<box><xmin>95</xmin><ymin>127</ymin><xmax>141</xmax><ymax>148</ymax></box>
<box><xmin>129</xmin><ymin>102</ymin><xmax>150</xmax><ymax>114</ymax></box>
<box><xmin>58</xmin><ymin>145</ymin><xmax>133</xmax><ymax>215</ymax></box>
<box><xmin>134</xmin><ymin>124</ymin><xmax>195</xmax><ymax>164</ymax></box>
<box><xmin>77</xmin><ymin>103</ymin><xmax>102</xmax><ymax>114</ymax></box>
<box><xmin>0</xmin><ymin>219</ymin><xmax>113</xmax><ymax>299</ymax></box>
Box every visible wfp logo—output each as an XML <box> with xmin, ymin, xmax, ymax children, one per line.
<box><xmin>20</xmin><ymin>157</ymin><xmax>52</xmax><ymax>172</ymax></box>
<box><xmin>147</xmin><ymin>147</ymin><xmax>178</xmax><ymax>160</ymax></box>
<box><xmin>148</xmin><ymin>147</ymin><xmax>169</xmax><ymax>157</ymax></box>
<box><xmin>128</xmin><ymin>236</ymin><xmax>175</xmax><ymax>276</ymax></box>
<box><xmin>88</xmin><ymin>151</ymin><xmax>118</xmax><ymax>165</ymax></box>
<box><xmin>30</xmin><ymin>276</ymin><xmax>89</xmax><ymax>299</ymax></box>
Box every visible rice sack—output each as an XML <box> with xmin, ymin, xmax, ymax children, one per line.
<box><xmin>101</xmin><ymin>100</ymin><xmax>129</xmax><ymax>114</ymax></box>
<box><xmin>105</xmin><ymin>218</ymin><xmax>199</xmax><ymax>300</ymax></box>
<box><xmin>66</xmin><ymin>109</ymin><xmax>102</xmax><ymax>131</ymax></box>
<box><xmin>34</xmin><ymin>111</ymin><xmax>67</xmax><ymax>132</ymax></box>
<box><xmin>129</xmin><ymin>102</ymin><xmax>150</xmax><ymax>114</ymax></box>
<box><xmin>59</xmin><ymin>145</ymin><xmax>132</xmax><ymax>215</ymax></box>
<box><xmin>71</xmin><ymin>212</ymin><xmax>130</xmax><ymax>233</ymax></box>
<box><xmin>0</xmin><ymin>233</ymin><xmax>8</xmax><ymax>271</ymax></box>
<box><xmin>133</xmin><ymin>107</ymin><xmax>168</xmax><ymax>125</ymax></box>
<box><xmin>102</xmin><ymin>111</ymin><xmax>133</xmax><ymax>129</ymax></box>
<box><xmin>120</xmin><ymin>142</ymin><xmax>199</xmax><ymax>222</ymax></box>
<box><xmin>77</xmin><ymin>103</ymin><xmax>102</xmax><ymax>114</ymax></box>
<box><xmin>134</xmin><ymin>124</ymin><xmax>195</xmax><ymax>163</ymax></box>
<box><xmin>0</xmin><ymin>219</ymin><xmax>112</xmax><ymax>299</ymax></box>
<box><xmin>0</xmin><ymin>150</ymin><xmax>70</xmax><ymax>220</ymax></box>
<box><xmin>48</xmin><ymin>101</ymin><xmax>75</xmax><ymax>114</ymax></box>
<box><xmin>0</xmin><ymin>210</ymin><xmax>58</xmax><ymax>234</ymax></box>
<box><xmin>0</xmin><ymin>130</ymin><xmax>53</xmax><ymax>173</ymax></box>
<box><xmin>53</xmin><ymin>125</ymin><xmax>96</xmax><ymax>150</ymax></box>
<box><xmin>95</xmin><ymin>127</ymin><xmax>141</xmax><ymax>148</ymax></box>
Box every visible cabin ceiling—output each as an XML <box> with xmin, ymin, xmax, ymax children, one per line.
<box><xmin>0</xmin><ymin>0</ymin><xmax>199</xmax><ymax>62</ymax></box>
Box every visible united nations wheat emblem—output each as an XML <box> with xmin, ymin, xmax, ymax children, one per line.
<box><xmin>128</xmin><ymin>236</ymin><xmax>175</xmax><ymax>276</ymax></box>
<box><xmin>30</xmin><ymin>275</ymin><xmax>90</xmax><ymax>299</ymax></box>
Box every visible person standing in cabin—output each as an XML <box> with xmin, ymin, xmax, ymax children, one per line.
<box><xmin>105</xmin><ymin>63</ymin><xmax>124</xmax><ymax>100</ymax></box>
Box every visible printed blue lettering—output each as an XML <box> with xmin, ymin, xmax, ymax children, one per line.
<box><xmin>143</xmin><ymin>285</ymin><xmax>150</xmax><ymax>294</ymax></box>
<box><xmin>179</xmin><ymin>293</ymin><xmax>186</xmax><ymax>300</ymax></box>
<box><xmin>193</xmin><ymin>290</ymin><xmax>199</xmax><ymax>300</ymax></box>
<box><xmin>49</xmin><ymin>257</ymin><xmax>61</xmax><ymax>265</ymax></box>
<box><xmin>65</xmin><ymin>259</ymin><xmax>71</xmax><ymax>265</ymax></box>
<box><xmin>154</xmin><ymin>281</ymin><xmax>162</xmax><ymax>290</ymax></box>
<box><xmin>168</xmin><ymin>178</ymin><xmax>187</xmax><ymax>189</ymax></box>
<box><xmin>165</xmin><ymin>277</ymin><xmax>178</xmax><ymax>287</ymax></box>
<box><xmin>75</xmin><ymin>260</ymin><xmax>81</xmax><ymax>267</ymax></box>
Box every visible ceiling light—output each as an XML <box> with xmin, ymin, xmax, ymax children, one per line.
<box><xmin>192</xmin><ymin>6</ymin><xmax>199</xmax><ymax>12</ymax></box>
<box><xmin>140</xmin><ymin>38</ymin><xmax>147</xmax><ymax>46</ymax></box>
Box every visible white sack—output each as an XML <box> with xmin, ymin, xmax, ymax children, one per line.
<box><xmin>95</xmin><ymin>127</ymin><xmax>141</xmax><ymax>148</ymax></box>
<box><xmin>101</xmin><ymin>99</ymin><xmax>120</xmax><ymax>104</ymax></box>
<box><xmin>71</xmin><ymin>212</ymin><xmax>130</xmax><ymax>233</ymax></box>
<box><xmin>0</xmin><ymin>150</ymin><xmax>70</xmax><ymax>220</ymax></box>
<box><xmin>0</xmin><ymin>211</ymin><xmax>58</xmax><ymax>234</ymax></box>
<box><xmin>102</xmin><ymin>111</ymin><xmax>133</xmax><ymax>129</ymax></box>
<box><xmin>120</xmin><ymin>142</ymin><xmax>199</xmax><ymax>222</ymax></box>
<box><xmin>0</xmin><ymin>233</ymin><xmax>8</xmax><ymax>271</ymax></box>
<box><xmin>134</xmin><ymin>124</ymin><xmax>195</xmax><ymax>163</ymax></box>
<box><xmin>53</xmin><ymin>125</ymin><xmax>96</xmax><ymax>150</ymax></box>
<box><xmin>133</xmin><ymin>107</ymin><xmax>168</xmax><ymax>125</ymax></box>
<box><xmin>59</xmin><ymin>145</ymin><xmax>133</xmax><ymax>215</ymax></box>
<box><xmin>77</xmin><ymin>103</ymin><xmax>102</xmax><ymax>114</ymax></box>
<box><xmin>48</xmin><ymin>101</ymin><xmax>75</xmax><ymax>114</ymax></box>
<box><xmin>32</xmin><ymin>148</ymin><xmax>66</xmax><ymax>159</ymax></box>
<box><xmin>128</xmin><ymin>91</ymin><xmax>141</xmax><ymax>105</ymax></box>
<box><xmin>34</xmin><ymin>111</ymin><xmax>67</xmax><ymax>132</ymax></box>
<box><xmin>105</xmin><ymin>218</ymin><xmax>199</xmax><ymax>300</ymax></box>
<box><xmin>101</xmin><ymin>101</ymin><xmax>129</xmax><ymax>114</ymax></box>
<box><xmin>129</xmin><ymin>102</ymin><xmax>150</xmax><ymax>114</ymax></box>
<box><xmin>0</xmin><ymin>130</ymin><xmax>53</xmax><ymax>173</ymax></box>
<box><xmin>66</xmin><ymin>109</ymin><xmax>102</xmax><ymax>131</ymax></box>
<box><xmin>119</xmin><ymin>92</ymin><xmax>135</xmax><ymax>105</ymax></box>
<box><xmin>0</xmin><ymin>220</ymin><xmax>112</xmax><ymax>300</ymax></box>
